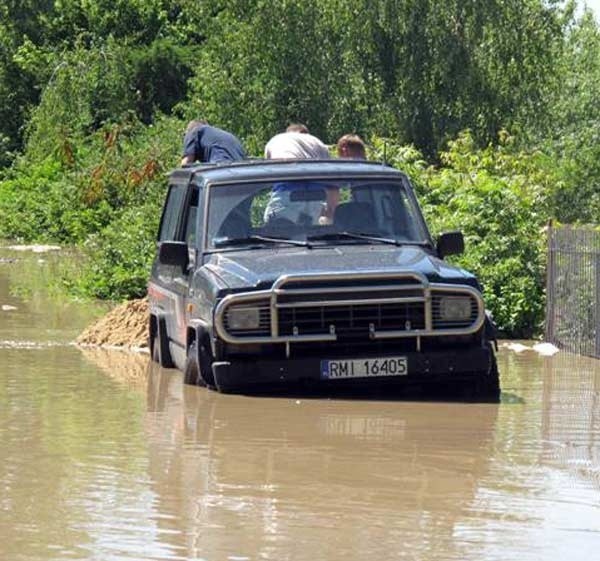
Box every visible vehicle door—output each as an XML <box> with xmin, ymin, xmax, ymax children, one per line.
<box><xmin>149</xmin><ymin>178</ymin><xmax>190</xmax><ymax>354</ymax></box>
<box><xmin>168</xmin><ymin>180</ymin><xmax>202</xmax><ymax>356</ymax></box>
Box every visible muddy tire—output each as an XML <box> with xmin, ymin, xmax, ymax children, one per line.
<box><xmin>198</xmin><ymin>337</ymin><xmax>216</xmax><ymax>388</ymax></box>
<box><xmin>151</xmin><ymin>322</ymin><xmax>175</xmax><ymax>368</ymax></box>
<box><xmin>184</xmin><ymin>338</ymin><xmax>215</xmax><ymax>388</ymax></box>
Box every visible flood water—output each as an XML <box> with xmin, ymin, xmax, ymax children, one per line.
<box><xmin>1</xmin><ymin>247</ymin><xmax>599</xmax><ymax>561</ymax></box>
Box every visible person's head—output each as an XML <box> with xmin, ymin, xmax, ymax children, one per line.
<box><xmin>337</xmin><ymin>134</ymin><xmax>366</xmax><ymax>159</ymax></box>
<box><xmin>186</xmin><ymin>119</ymin><xmax>208</xmax><ymax>134</ymax></box>
<box><xmin>286</xmin><ymin>123</ymin><xmax>309</xmax><ymax>134</ymax></box>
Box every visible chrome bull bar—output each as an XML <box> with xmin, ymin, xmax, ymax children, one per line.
<box><xmin>214</xmin><ymin>271</ymin><xmax>486</xmax><ymax>349</ymax></box>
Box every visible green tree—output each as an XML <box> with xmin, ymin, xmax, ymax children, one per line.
<box><xmin>537</xmin><ymin>10</ymin><xmax>600</xmax><ymax>223</ymax></box>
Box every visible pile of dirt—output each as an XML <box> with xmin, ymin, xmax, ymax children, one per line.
<box><xmin>76</xmin><ymin>297</ymin><xmax>149</xmax><ymax>351</ymax></box>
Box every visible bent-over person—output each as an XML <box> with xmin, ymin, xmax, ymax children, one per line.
<box><xmin>181</xmin><ymin>120</ymin><xmax>246</xmax><ymax>165</ymax></box>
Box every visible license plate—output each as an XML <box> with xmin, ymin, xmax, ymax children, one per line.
<box><xmin>321</xmin><ymin>357</ymin><xmax>408</xmax><ymax>379</ymax></box>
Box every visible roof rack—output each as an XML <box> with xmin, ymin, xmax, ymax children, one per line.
<box><xmin>181</xmin><ymin>158</ymin><xmax>393</xmax><ymax>171</ymax></box>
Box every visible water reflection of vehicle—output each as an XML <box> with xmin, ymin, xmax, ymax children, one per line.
<box><xmin>144</xmin><ymin>365</ymin><xmax>500</xmax><ymax>560</ymax></box>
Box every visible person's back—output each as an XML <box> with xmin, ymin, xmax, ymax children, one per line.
<box><xmin>264</xmin><ymin>131</ymin><xmax>329</xmax><ymax>160</ymax></box>
<box><xmin>263</xmin><ymin>128</ymin><xmax>331</xmax><ymax>225</ymax></box>
<box><xmin>181</xmin><ymin>121</ymin><xmax>246</xmax><ymax>165</ymax></box>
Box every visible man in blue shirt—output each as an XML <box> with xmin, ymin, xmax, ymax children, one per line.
<box><xmin>181</xmin><ymin>120</ymin><xmax>246</xmax><ymax>165</ymax></box>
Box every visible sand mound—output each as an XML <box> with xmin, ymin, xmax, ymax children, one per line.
<box><xmin>77</xmin><ymin>297</ymin><xmax>149</xmax><ymax>350</ymax></box>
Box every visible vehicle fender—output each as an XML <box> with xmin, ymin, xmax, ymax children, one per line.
<box><xmin>186</xmin><ymin>320</ymin><xmax>210</xmax><ymax>351</ymax></box>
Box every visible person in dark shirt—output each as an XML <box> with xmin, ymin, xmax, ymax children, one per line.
<box><xmin>181</xmin><ymin>120</ymin><xmax>246</xmax><ymax>165</ymax></box>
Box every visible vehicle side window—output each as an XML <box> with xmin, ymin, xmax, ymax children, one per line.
<box><xmin>158</xmin><ymin>184</ymin><xmax>186</xmax><ymax>241</ymax></box>
<box><xmin>183</xmin><ymin>187</ymin><xmax>200</xmax><ymax>246</ymax></box>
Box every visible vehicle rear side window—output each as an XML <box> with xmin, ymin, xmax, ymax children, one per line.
<box><xmin>183</xmin><ymin>187</ymin><xmax>200</xmax><ymax>247</ymax></box>
<box><xmin>158</xmin><ymin>184</ymin><xmax>186</xmax><ymax>241</ymax></box>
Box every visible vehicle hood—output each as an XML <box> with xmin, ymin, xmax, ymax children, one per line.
<box><xmin>202</xmin><ymin>245</ymin><xmax>478</xmax><ymax>291</ymax></box>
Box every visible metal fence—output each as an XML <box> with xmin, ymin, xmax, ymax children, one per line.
<box><xmin>545</xmin><ymin>226</ymin><xmax>600</xmax><ymax>358</ymax></box>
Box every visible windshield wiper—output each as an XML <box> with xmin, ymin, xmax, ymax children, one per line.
<box><xmin>308</xmin><ymin>231</ymin><xmax>434</xmax><ymax>248</ymax></box>
<box><xmin>214</xmin><ymin>234</ymin><xmax>311</xmax><ymax>248</ymax></box>
<box><xmin>308</xmin><ymin>231</ymin><xmax>402</xmax><ymax>246</ymax></box>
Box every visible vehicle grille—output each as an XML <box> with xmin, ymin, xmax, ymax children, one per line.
<box><xmin>278</xmin><ymin>301</ymin><xmax>426</xmax><ymax>337</ymax></box>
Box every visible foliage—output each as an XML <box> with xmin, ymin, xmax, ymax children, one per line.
<box><xmin>187</xmin><ymin>0</ymin><xmax>567</xmax><ymax>156</ymax></box>
<box><xmin>0</xmin><ymin>158</ymin><xmax>113</xmax><ymax>242</ymax></box>
<box><xmin>536</xmin><ymin>11</ymin><xmax>600</xmax><ymax>223</ymax></box>
<box><xmin>0</xmin><ymin>114</ymin><xmax>181</xmax><ymax>241</ymax></box>
<box><xmin>69</xmin><ymin>198</ymin><xmax>162</xmax><ymax>300</ymax></box>
<box><xmin>383</xmin><ymin>132</ymin><xmax>554</xmax><ymax>336</ymax></box>
<box><xmin>0</xmin><ymin>0</ymin><xmax>200</xmax><ymax>161</ymax></box>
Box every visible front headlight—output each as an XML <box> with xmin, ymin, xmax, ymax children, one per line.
<box><xmin>226</xmin><ymin>306</ymin><xmax>261</xmax><ymax>330</ymax></box>
<box><xmin>439</xmin><ymin>296</ymin><xmax>472</xmax><ymax>321</ymax></box>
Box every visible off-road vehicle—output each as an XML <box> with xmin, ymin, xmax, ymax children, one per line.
<box><xmin>148</xmin><ymin>160</ymin><xmax>500</xmax><ymax>400</ymax></box>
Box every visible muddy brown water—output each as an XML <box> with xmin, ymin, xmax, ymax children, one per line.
<box><xmin>1</xmin><ymin>247</ymin><xmax>599</xmax><ymax>561</ymax></box>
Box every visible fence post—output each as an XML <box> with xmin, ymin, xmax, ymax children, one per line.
<box><xmin>545</xmin><ymin>222</ymin><xmax>555</xmax><ymax>344</ymax></box>
<box><xmin>596</xmin><ymin>253</ymin><xmax>600</xmax><ymax>358</ymax></box>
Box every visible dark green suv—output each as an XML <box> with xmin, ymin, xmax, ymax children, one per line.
<box><xmin>148</xmin><ymin>159</ymin><xmax>500</xmax><ymax>400</ymax></box>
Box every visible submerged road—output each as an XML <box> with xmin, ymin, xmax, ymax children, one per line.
<box><xmin>1</xmin><ymin>247</ymin><xmax>599</xmax><ymax>561</ymax></box>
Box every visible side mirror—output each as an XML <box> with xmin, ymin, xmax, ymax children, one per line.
<box><xmin>158</xmin><ymin>241</ymin><xmax>189</xmax><ymax>269</ymax></box>
<box><xmin>437</xmin><ymin>231</ymin><xmax>464</xmax><ymax>258</ymax></box>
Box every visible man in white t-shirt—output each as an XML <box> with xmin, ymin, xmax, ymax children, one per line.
<box><xmin>263</xmin><ymin>125</ymin><xmax>334</xmax><ymax>224</ymax></box>
<box><xmin>264</xmin><ymin>127</ymin><xmax>329</xmax><ymax>159</ymax></box>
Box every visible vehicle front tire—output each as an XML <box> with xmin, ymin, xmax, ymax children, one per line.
<box><xmin>183</xmin><ymin>341</ymin><xmax>203</xmax><ymax>386</ymax></box>
<box><xmin>184</xmin><ymin>338</ymin><xmax>216</xmax><ymax>388</ymax></box>
<box><xmin>198</xmin><ymin>337</ymin><xmax>216</xmax><ymax>388</ymax></box>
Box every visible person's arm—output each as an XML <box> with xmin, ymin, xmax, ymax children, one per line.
<box><xmin>318</xmin><ymin>187</ymin><xmax>340</xmax><ymax>225</ymax></box>
<box><xmin>324</xmin><ymin>187</ymin><xmax>340</xmax><ymax>220</ymax></box>
<box><xmin>181</xmin><ymin>154</ymin><xmax>195</xmax><ymax>166</ymax></box>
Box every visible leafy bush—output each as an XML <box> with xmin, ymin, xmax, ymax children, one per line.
<box><xmin>381</xmin><ymin>131</ymin><xmax>553</xmax><ymax>337</ymax></box>
<box><xmin>70</xmin><ymin>198</ymin><xmax>162</xmax><ymax>300</ymax></box>
<box><xmin>0</xmin><ymin>114</ymin><xmax>181</xmax><ymax>241</ymax></box>
<box><xmin>0</xmin><ymin>114</ymin><xmax>181</xmax><ymax>300</ymax></box>
<box><xmin>0</xmin><ymin>158</ymin><xmax>113</xmax><ymax>242</ymax></box>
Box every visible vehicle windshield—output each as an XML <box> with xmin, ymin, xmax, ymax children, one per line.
<box><xmin>206</xmin><ymin>178</ymin><xmax>430</xmax><ymax>250</ymax></box>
